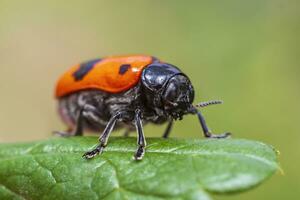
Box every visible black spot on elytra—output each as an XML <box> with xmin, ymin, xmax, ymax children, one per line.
<box><xmin>119</xmin><ymin>64</ymin><xmax>131</xmax><ymax>75</ymax></box>
<box><xmin>73</xmin><ymin>59</ymin><xmax>101</xmax><ymax>81</ymax></box>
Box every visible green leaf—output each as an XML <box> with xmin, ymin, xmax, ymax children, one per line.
<box><xmin>0</xmin><ymin>137</ymin><xmax>279</xmax><ymax>200</ymax></box>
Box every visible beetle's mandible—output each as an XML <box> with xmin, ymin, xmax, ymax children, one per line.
<box><xmin>55</xmin><ymin>55</ymin><xmax>231</xmax><ymax>160</ymax></box>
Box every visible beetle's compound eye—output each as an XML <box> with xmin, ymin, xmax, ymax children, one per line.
<box><xmin>162</xmin><ymin>75</ymin><xmax>194</xmax><ymax>115</ymax></box>
<box><xmin>163</xmin><ymin>81</ymin><xmax>181</xmax><ymax>103</ymax></box>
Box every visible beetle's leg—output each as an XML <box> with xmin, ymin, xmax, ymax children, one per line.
<box><xmin>83</xmin><ymin>112</ymin><xmax>121</xmax><ymax>159</ymax></box>
<box><xmin>134</xmin><ymin>109</ymin><xmax>146</xmax><ymax>160</ymax></box>
<box><xmin>123</xmin><ymin>126</ymin><xmax>135</xmax><ymax>137</ymax></box>
<box><xmin>162</xmin><ymin>119</ymin><xmax>173</xmax><ymax>138</ymax></box>
<box><xmin>196</xmin><ymin>110</ymin><xmax>231</xmax><ymax>138</ymax></box>
<box><xmin>123</xmin><ymin>129</ymin><xmax>130</xmax><ymax>137</ymax></box>
<box><xmin>54</xmin><ymin>109</ymin><xmax>84</xmax><ymax>137</ymax></box>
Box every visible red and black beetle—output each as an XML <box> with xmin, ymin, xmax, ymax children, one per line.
<box><xmin>55</xmin><ymin>55</ymin><xmax>230</xmax><ymax>160</ymax></box>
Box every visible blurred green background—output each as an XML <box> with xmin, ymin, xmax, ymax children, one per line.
<box><xmin>0</xmin><ymin>0</ymin><xmax>299</xmax><ymax>199</ymax></box>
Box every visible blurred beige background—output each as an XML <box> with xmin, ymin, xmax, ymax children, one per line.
<box><xmin>0</xmin><ymin>0</ymin><xmax>299</xmax><ymax>199</ymax></box>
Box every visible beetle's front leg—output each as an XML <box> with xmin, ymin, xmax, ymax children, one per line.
<box><xmin>196</xmin><ymin>110</ymin><xmax>231</xmax><ymax>138</ymax></box>
<box><xmin>134</xmin><ymin>109</ymin><xmax>147</xmax><ymax>160</ymax></box>
<box><xmin>83</xmin><ymin>111</ymin><xmax>121</xmax><ymax>159</ymax></box>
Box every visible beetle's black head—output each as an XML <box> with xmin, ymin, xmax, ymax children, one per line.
<box><xmin>141</xmin><ymin>62</ymin><xmax>194</xmax><ymax>120</ymax></box>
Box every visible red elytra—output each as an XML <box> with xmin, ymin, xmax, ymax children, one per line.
<box><xmin>55</xmin><ymin>55</ymin><xmax>155</xmax><ymax>98</ymax></box>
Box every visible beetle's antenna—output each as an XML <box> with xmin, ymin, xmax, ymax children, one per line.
<box><xmin>195</xmin><ymin>100</ymin><xmax>223</xmax><ymax>108</ymax></box>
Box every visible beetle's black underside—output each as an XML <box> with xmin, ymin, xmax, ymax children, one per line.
<box><xmin>58</xmin><ymin>83</ymin><xmax>168</xmax><ymax>135</ymax></box>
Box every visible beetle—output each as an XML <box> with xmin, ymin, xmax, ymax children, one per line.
<box><xmin>55</xmin><ymin>55</ymin><xmax>230</xmax><ymax>160</ymax></box>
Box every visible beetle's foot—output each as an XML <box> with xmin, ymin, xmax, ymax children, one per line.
<box><xmin>133</xmin><ymin>146</ymin><xmax>145</xmax><ymax>161</ymax></box>
<box><xmin>206</xmin><ymin>132</ymin><xmax>231</xmax><ymax>139</ymax></box>
<box><xmin>53</xmin><ymin>131</ymin><xmax>72</xmax><ymax>137</ymax></box>
<box><xmin>82</xmin><ymin>145</ymin><xmax>105</xmax><ymax>159</ymax></box>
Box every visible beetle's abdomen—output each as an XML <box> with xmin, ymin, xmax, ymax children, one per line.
<box><xmin>58</xmin><ymin>90</ymin><xmax>109</xmax><ymax>131</ymax></box>
<box><xmin>57</xmin><ymin>86</ymin><xmax>143</xmax><ymax>132</ymax></box>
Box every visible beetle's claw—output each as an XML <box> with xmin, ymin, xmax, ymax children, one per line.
<box><xmin>82</xmin><ymin>146</ymin><xmax>104</xmax><ymax>159</ymax></box>
<box><xmin>206</xmin><ymin>132</ymin><xmax>231</xmax><ymax>139</ymax></box>
<box><xmin>133</xmin><ymin>146</ymin><xmax>145</xmax><ymax>161</ymax></box>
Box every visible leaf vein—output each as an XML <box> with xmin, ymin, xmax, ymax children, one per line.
<box><xmin>0</xmin><ymin>183</ymin><xmax>27</xmax><ymax>200</ymax></box>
